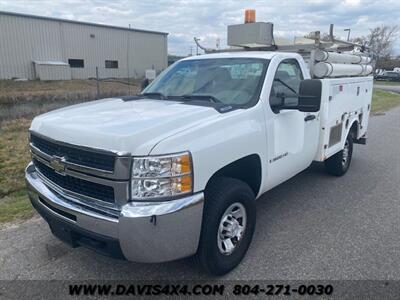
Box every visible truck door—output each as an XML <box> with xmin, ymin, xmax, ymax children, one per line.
<box><xmin>266</xmin><ymin>58</ymin><xmax>320</xmax><ymax>186</ymax></box>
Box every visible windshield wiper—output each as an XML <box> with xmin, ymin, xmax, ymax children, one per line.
<box><xmin>140</xmin><ymin>92</ymin><xmax>167</xmax><ymax>99</ymax></box>
<box><xmin>140</xmin><ymin>92</ymin><xmax>224</xmax><ymax>104</ymax></box>
<box><xmin>176</xmin><ymin>94</ymin><xmax>223</xmax><ymax>104</ymax></box>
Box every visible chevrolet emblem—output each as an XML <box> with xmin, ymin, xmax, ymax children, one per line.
<box><xmin>50</xmin><ymin>156</ymin><xmax>66</xmax><ymax>175</ymax></box>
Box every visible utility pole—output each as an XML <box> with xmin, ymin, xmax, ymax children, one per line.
<box><xmin>95</xmin><ymin>66</ymin><xmax>100</xmax><ymax>99</ymax></box>
<box><xmin>194</xmin><ymin>37</ymin><xmax>200</xmax><ymax>55</ymax></box>
<box><xmin>127</xmin><ymin>24</ymin><xmax>131</xmax><ymax>95</ymax></box>
<box><xmin>344</xmin><ymin>28</ymin><xmax>351</xmax><ymax>41</ymax></box>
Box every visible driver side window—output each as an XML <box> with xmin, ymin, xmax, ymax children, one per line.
<box><xmin>269</xmin><ymin>59</ymin><xmax>303</xmax><ymax>113</ymax></box>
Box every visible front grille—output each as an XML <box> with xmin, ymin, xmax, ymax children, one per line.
<box><xmin>33</xmin><ymin>159</ymin><xmax>115</xmax><ymax>203</ymax></box>
<box><xmin>30</xmin><ymin>134</ymin><xmax>115</xmax><ymax>172</ymax></box>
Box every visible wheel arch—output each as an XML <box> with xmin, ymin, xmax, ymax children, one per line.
<box><xmin>205</xmin><ymin>154</ymin><xmax>262</xmax><ymax>197</ymax></box>
<box><xmin>343</xmin><ymin>118</ymin><xmax>359</xmax><ymax>149</ymax></box>
<box><xmin>348</xmin><ymin>119</ymin><xmax>359</xmax><ymax>138</ymax></box>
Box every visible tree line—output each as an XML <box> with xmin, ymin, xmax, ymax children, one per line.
<box><xmin>352</xmin><ymin>25</ymin><xmax>399</xmax><ymax>70</ymax></box>
<box><xmin>306</xmin><ymin>25</ymin><xmax>399</xmax><ymax>70</ymax></box>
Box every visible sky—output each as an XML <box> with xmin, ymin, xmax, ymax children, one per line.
<box><xmin>1</xmin><ymin>0</ymin><xmax>399</xmax><ymax>56</ymax></box>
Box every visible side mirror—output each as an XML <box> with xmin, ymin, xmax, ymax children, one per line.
<box><xmin>297</xmin><ymin>79</ymin><xmax>322</xmax><ymax>112</ymax></box>
<box><xmin>141</xmin><ymin>78</ymin><xmax>150</xmax><ymax>91</ymax></box>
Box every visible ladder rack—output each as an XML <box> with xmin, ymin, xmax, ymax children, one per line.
<box><xmin>194</xmin><ymin>23</ymin><xmax>375</xmax><ymax>79</ymax></box>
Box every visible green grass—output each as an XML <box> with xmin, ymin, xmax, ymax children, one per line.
<box><xmin>0</xmin><ymin>89</ymin><xmax>399</xmax><ymax>225</ymax></box>
<box><xmin>0</xmin><ymin>118</ymin><xmax>34</xmax><ymax>224</ymax></box>
<box><xmin>0</xmin><ymin>190</ymin><xmax>35</xmax><ymax>223</ymax></box>
<box><xmin>371</xmin><ymin>89</ymin><xmax>400</xmax><ymax>114</ymax></box>
<box><xmin>374</xmin><ymin>80</ymin><xmax>400</xmax><ymax>86</ymax></box>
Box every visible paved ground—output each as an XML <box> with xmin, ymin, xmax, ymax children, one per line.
<box><xmin>0</xmin><ymin>107</ymin><xmax>399</xmax><ymax>281</ymax></box>
<box><xmin>374</xmin><ymin>84</ymin><xmax>400</xmax><ymax>94</ymax></box>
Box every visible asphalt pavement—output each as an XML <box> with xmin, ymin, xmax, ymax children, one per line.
<box><xmin>374</xmin><ymin>84</ymin><xmax>400</xmax><ymax>94</ymax></box>
<box><xmin>0</xmin><ymin>107</ymin><xmax>399</xmax><ymax>281</ymax></box>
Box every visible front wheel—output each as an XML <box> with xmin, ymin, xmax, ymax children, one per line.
<box><xmin>195</xmin><ymin>177</ymin><xmax>256</xmax><ymax>276</ymax></box>
<box><xmin>324</xmin><ymin>133</ymin><xmax>353</xmax><ymax>176</ymax></box>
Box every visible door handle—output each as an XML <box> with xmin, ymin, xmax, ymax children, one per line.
<box><xmin>304</xmin><ymin>115</ymin><xmax>316</xmax><ymax>122</ymax></box>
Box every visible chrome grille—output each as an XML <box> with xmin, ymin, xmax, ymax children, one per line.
<box><xmin>29</xmin><ymin>131</ymin><xmax>132</xmax><ymax>208</ymax></box>
<box><xmin>30</xmin><ymin>133</ymin><xmax>115</xmax><ymax>172</ymax></box>
<box><xmin>33</xmin><ymin>158</ymin><xmax>115</xmax><ymax>203</ymax></box>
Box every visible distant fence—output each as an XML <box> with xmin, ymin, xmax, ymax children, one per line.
<box><xmin>0</xmin><ymin>67</ymin><xmax>145</xmax><ymax>123</ymax></box>
<box><xmin>0</xmin><ymin>64</ymin><xmax>147</xmax><ymax>81</ymax></box>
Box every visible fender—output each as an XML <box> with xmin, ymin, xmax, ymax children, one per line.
<box><xmin>149</xmin><ymin>104</ymin><xmax>268</xmax><ymax>195</ymax></box>
<box><xmin>341</xmin><ymin>117</ymin><xmax>359</xmax><ymax>149</ymax></box>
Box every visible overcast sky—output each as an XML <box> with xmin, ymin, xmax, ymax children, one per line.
<box><xmin>1</xmin><ymin>0</ymin><xmax>399</xmax><ymax>56</ymax></box>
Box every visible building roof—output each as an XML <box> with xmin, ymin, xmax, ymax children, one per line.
<box><xmin>0</xmin><ymin>10</ymin><xmax>168</xmax><ymax>36</ymax></box>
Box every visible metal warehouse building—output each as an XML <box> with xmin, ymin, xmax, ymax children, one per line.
<box><xmin>0</xmin><ymin>11</ymin><xmax>168</xmax><ymax>80</ymax></box>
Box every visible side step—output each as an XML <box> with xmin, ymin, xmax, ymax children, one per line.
<box><xmin>353</xmin><ymin>136</ymin><xmax>367</xmax><ymax>145</ymax></box>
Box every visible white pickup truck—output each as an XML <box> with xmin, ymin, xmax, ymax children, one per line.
<box><xmin>26</xmin><ymin>21</ymin><xmax>374</xmax><ymax>274</ymax></box>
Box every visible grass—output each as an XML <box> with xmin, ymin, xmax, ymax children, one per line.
<box><xmin>0</xmin><ymin>79</ymin><xmax>139</xmax><ymax>98</ymax></box>
<box><xmin>374</xmin><ymin>80</ymin><xmax>400</xmax><ymax>86</ymax></box>
<box><xmin>0</xmin><ymin>79</ymin><xmax>140</xmax><ymax>122</ymax></box>
<box><xmin>0</xmin><ymin>190</ymin><xmax>35</xmax><ymax>223</ymax></box>
<box><xmin>371</xmin><ymin>89</ymin><xmax>400</xmax><ymax>114</ymax></box>
<box><xmin>0</xmin><ymin>118</ymin><xmax>34</xmax><ymax>224</ymax></box>
<box><xmin>0</xmin><ymin>89</ymin><xmax>399</xmax><ymax>225</ymax></box>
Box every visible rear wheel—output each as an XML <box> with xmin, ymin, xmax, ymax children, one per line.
<box><xmin>324</xmin><ymin>133</ymin><xmax>353</xmax><ymax>176</ymax></box>
<box><xmin>195</xmin><ymin>177</ymin><xmax>256</xmax><ymax>276</ymax></box>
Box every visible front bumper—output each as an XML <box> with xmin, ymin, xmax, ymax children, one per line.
<box><xmin>25</xmin><ymin>162</ymin><xmax>204</xmax><ymax>263</ymax></box>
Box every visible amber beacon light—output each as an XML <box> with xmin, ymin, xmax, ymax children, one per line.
<box><xmin>244</xmin><ymin>9</ymin><xmax>256</xmax><ymax>23</ymax></box>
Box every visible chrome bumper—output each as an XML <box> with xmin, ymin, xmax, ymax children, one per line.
<box><xmin>25</xmin><ymin>162</ymin><xmax>204</xmax><ymax>263</ymax></box>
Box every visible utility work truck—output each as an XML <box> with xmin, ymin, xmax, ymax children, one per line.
<box><xmin>26</xmin><ymin>11</ymin><xmax>374</xmax><ymax>275</ymax></box>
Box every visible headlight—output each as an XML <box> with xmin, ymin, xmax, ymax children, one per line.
<box><xmin>131</xmin><ymin>152</ymin><xmax>193</xmax><ymax>200</ymax></box>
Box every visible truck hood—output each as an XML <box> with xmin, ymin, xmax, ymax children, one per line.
<box><xmin>30</xmin><ymin>98</ymin><xmax>220</xmax><ymax>155</ymax></box>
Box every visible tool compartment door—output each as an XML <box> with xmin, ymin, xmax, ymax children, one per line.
<box><xmin>321</xmin><ymin>77</ymin><xmax>373</xmax><ymax>160</ymax></box>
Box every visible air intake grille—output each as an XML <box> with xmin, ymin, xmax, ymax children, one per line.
<box><xmin>30</xmin><ymin>134</ymin><xmax>115</xmax><ymax>172</ymax></box>
<box><xmin>33</xmin><ymin>159</ymin><xmax>115</xmax><ymax>203</ymax></box>
<box><xmin>329</xmin><ymin>123</ymin><xmax>343</xmax><ymax>147</ymax></box>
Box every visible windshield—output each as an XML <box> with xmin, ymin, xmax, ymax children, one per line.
<box><xmin>143</xmin><ymin>58</ymin><xmax>269</xmax><ymax>106</ymax></box>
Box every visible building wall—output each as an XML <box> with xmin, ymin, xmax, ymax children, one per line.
<box><xmin>34</xmin><ymin>64</ymin><xmax>72</xmax><ymax>81</ymax></box>
<box><xmin>0</xmin><ymin>12</ymin><xmax>168</xmax><ymax>80</ymax></box>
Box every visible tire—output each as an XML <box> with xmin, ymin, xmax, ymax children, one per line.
<box><xmin>324</xmin><ymin>132</ymin><xmax>353</xmax><ymax>176</ymax></box>
<box><xmin>195</xmin><ymin>177</ymin><xmax>256</xmax><ymax>276</ymax></box>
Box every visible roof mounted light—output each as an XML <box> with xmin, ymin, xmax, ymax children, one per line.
<box><xmin>244</xmin><ymin>9</ymin><xmax>256</xmax><ymax>23</ymax></box>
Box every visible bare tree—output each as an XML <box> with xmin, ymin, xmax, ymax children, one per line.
<box><xmin>303</xmin><ymin>32</ymin><xmax>338</xmax><ymax>42</ymax></box>
<box><xmin>375</xmin><ymin>56</ymin><xmax>400</xmax><ymax>70</ymax></box>
<box><xmin>352</xmin><ymin>25</ymin><xmax>399</xmax><ymax>58</ymax></box>
<box><xmin>321</xmin><ymin>33</ymin><xmax>338</xmax><ymax>42</ymax></box>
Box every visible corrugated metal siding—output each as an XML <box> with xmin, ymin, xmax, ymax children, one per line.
<box><xmin>0</xmin><ymin>12</ymin><xmax>168</xmax><ymax>80</ymax></box>
<box><xmin>34</xmin><ymin>64</ymin><xmax>72</xmax><ymax>80</ymax></box>
<box><xmin>131</xmin><ymin>31</ymin><xmax>168</xmax><ymax>77</ymax></box>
